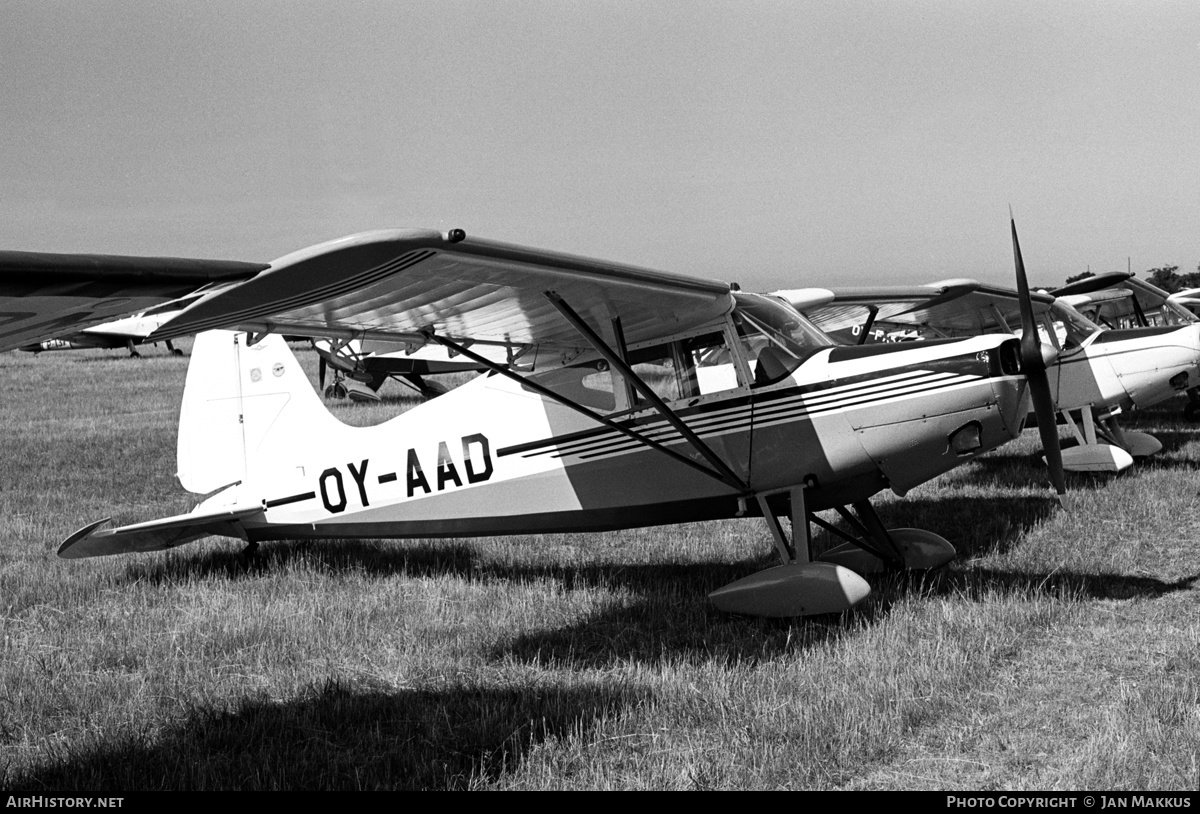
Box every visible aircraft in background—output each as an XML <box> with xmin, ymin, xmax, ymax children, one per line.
<box><xmin>1168</xmin><ymin>288</ymin><xmax>1200</xmax><ymax>320</ymax></box>
<box><xmin>1050</xmin><ymin>273</ymin><xmax>1200</xmax><ymax>420</ymax></box>
<box><xmin>0</xmin><ymin>249</ymin><xmax>266</xmax><ymax>354</ymax></box>
<box><xmin>312</xmin><ymin>336</ymin><xmax>498</xmax><ymax>401</ymax></box>
<box><xmin>3</xmin><ymin>224</ymin><xmax>1062</xmax><ymax>617</ymax></box>
<box><xmin>18</xmin><ymin>288</ymin><xmax>226</xmax><ymax>357</ymax></box>
<box><xmin>777</xmin><ymin>274</ymin><xmax>1200</xmax><ymax>473</ymax></box>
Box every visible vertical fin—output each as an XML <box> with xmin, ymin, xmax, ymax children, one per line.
<box><xmin>176</xmin><ymin>330</ymin><xmax>341</xmax><ymax>494</ymax></box>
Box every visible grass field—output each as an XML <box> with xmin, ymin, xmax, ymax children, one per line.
<box><xmin>1</xmin><ymin>342</ymin><xmax>1198</xmax><ymax>790</ymax></box>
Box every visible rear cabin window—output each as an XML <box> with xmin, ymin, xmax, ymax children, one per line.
<box><xmin>522</xmin><ymin>329</ymin><xmax>746</xmax><ymax>414</ymax></box>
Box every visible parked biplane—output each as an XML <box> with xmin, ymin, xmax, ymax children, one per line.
<box><xmin>1</xmin><ymin>224</ymin><xmax>1064</xmax><ymax>617</ymax></box>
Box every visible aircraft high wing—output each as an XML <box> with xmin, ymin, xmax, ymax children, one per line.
<box><xmin>0</xmin><ymin>251</ymin><xmax>267</xmax><ymax>352</ymax></box>
<box><xmin>780</xmin><ymin>273</ymin><xmax>1200</xmax><ymax>473</ymax></box>
<box><xmin>1169</xmin><ymin>288</ymin><xmax>1200</xmax><ymax>318</ymax></box>
<box><xmin>1051</xmin><ymin>272</ymin><xmax>1200</xmax><ymax>330</ymax></box>
<box><xmin>19</xmin><ymin>283</ymin><xmax>240</xmax><ymax>357</ymax></box>
<box><xmin>11</xmin><ymin>227</ymin><xmax>1056</xmax><ymax>617</ymax></box>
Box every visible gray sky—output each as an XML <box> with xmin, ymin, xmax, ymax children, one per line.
<box><xmin>2</xmin><ymin>0</ymin><xmax>1198</xmax><ymax>290</ymax></box>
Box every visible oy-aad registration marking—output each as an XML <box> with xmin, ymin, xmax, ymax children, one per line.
<box><xmin>266</xmin><ymin>433</ymin><xmax>494</xmax><ymax>514</ymax></box>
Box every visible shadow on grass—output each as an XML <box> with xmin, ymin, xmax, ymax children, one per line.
<box><xmin>855</xmin><ymin>564</ymin><xmax>1200</xmax><ymax>624</ymax></box>
<box><xmin>950</xmin><ymin>450</ymin><xmax>1141</xmax><ymax>492</ymax></box>
<box><xmin>107</xmin><ymin>492</ymin><xmax>1186</xmax><ymax>669</ymax></box>
<box><xmin>103</xmin><ymin>493</ymin><xmax>1076</xmax><ymax>664</ymax></box>
<box><xmin>4</xmin><ymin>678</ymin><xmax>640</xmax><ymax>791</ymax></box>
<box><xmin>864</xmin><ymin>494</ymin><xmax>1060</xmax><ymax>560</ymax></box>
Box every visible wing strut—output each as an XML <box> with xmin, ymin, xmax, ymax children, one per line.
<box><xmin>422</xmin><ymin>332</ymin><xmax>748</xmax><ymax>493</ymax></box>
<box><xmin>543</xmin><ymin>290</ymin><xmax>750</xmax><ymax>493</ymax></box>
<box><xmin>856</xmin><ymin>305</ymin><xmax>879</xmax><ymax>345</ymax></box>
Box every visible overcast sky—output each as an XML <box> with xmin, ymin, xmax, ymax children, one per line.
<box><xmin>2</xmin><ymin>1</ymin><xmax>1198</xmax><ymax>290</ymax></box>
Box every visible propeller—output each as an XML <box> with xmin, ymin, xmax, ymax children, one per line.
<box><xmin>1011</xmin><ymin>216</ymin><xmax>1067</xmax><ymax>498</ymax></box>
<box><xmin>318</xmin><ymin>354</ymin><xmax>327</xmax><ymax>391</ymax></box>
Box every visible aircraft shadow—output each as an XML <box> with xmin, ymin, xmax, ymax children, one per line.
<box><xmin>861</xmin><ymin>494</ymin><xmax>1059</xmax><ymax>560</ymax></box>
<box><xmin>856</xmin><ymin>565</ymin><xmax>1199</xmax><ymax>622</ymax></box>
<box><xmin>951</xmin><ymin>451</ymin><xmax>1132</xmax><ymax>493</ymax></box>
<box><xmin>108</xmin><ymin>493</ymin><xmax>1180</xmax><ymax>670</ymax></box>
<box><xmin>4</xmin><ymin>679</ymin><xmax>640</xmax><ymax>791</ymax></box>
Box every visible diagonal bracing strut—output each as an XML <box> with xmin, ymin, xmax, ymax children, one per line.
<box><xmin>421</xmin><ymin>330</ymin><xmax>748</xmax><ymax>493</ymax></box>
<box><xmin>543</xmin><ymin>290</ymin><xmax>749</xmax><ymax>493</ymax></box>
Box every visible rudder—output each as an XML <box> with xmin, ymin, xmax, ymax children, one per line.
<box><xmin>177</xmin><ymin>331</ymin><xmax>342</xmax><ymax>494</ymax></box>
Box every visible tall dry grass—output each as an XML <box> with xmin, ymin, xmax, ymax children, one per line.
<box><xmin>0</xmin><ymin>343</ymin><xmax>1197</xmax><ymax>789</ymax></box>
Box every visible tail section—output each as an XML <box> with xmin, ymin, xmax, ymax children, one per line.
<box><xmin>177</xmin><ymin>330</ymin><xmax>342</xmax><ymax>494</ymax></box>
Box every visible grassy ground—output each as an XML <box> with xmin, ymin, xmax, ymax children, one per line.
<box><xmin>0</xmin><ymin>342</ymin><xmax>1197</xmax><ymax>790</ymax></box>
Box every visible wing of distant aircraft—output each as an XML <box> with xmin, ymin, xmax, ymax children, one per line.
<box><xmin>775</xmin><ymin>279</ymin><xmax>1057</xmax><ymax>343</ymax></box>
<box><xmin>10</xmin><ymin>225</ymin><xmax>1068</xmax><ymax>617</ymax></box>
<box><xmin>0</xmin><ymin>251</ymin><xmax>267</xmax><ymax>353</ymax></box>
<box><xmin>781</xmin><ymin>270</ymin><xmax>1200</xmax><ymax>473</ymax></box>
<box><xmin>1051</xmin><ymin>273</ymin><xmax>1198</xmax><ymax>330</ymax></box>
<box><xmin>19</xmin><ymin>283</ymin><xmax>241</xmax><ymax>357</ymax></box>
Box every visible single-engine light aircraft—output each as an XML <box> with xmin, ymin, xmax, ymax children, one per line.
<box><xmin>778</xmin><ymin>272</ymin><xmax>1200</xmax><ymax>474</ymax></box>
<box><xmin>1050</xmin><ymin>273</ymin><xmax>1200</xmax><ymax>421</ymax></box>
<box><xmin>3</xmin><ymin>224</ymin><xmax>1062</xmax><ymax>617</ymax></box>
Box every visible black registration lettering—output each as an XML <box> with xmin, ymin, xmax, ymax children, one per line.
<box><xmin>319</xmin><ymin>468</ymin><xmax>347</xmax><ymax>513</ymax></box>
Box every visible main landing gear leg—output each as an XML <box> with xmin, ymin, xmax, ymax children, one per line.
<box><xmin>126</xmin><ymin>340</ymin><xmax>141</xmax><ymax>359</ymax></box>
<box><xmin>708</xmin><ymin>486</ymin><xmax>872</xmax><ymax>617</ymax></box>
<box><xmin>815</xmin><ymin>499</ymin><xmax>957</xmax><ymax>575</ymax></box>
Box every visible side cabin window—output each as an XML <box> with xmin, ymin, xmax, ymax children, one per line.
<box><xmin>522</xmin><ymin>323</ymin><xmax>755</xmax><ymax>416</ymax></box>
<box><xmin>519</xmin><ymin>294</ymin><xmax>833</xmax><ymax>413</ymax></box>
<box><xmin>525</xmin><ymin>361</ymin><xmax>621</xmax><ymax>412</ymax></box>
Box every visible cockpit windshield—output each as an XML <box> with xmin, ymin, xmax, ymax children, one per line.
<box><xmin>730</xmin><ymin>293</ymin><xmax>834</xmax><ymax>385</ymax></box>
<box><xmin>733</xmin><ymin>294</ymin><xmax>833</xmax><ymax>353</ymax></box>
<box><xmin>1048</xmin><ymin>301</ymin><xmax>1103</xmax><ymax>348</ymax></box>
<box><xmin>1160</xmin><ymin>298</ymin><xmax>1198</xmax><ymax>325</ymax></box>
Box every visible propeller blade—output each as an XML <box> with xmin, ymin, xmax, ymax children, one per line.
<box><xmin>1011</xmin><ymin>217</ymin><xmax>1067</xmax><ymax>497</ymax></box>
<box><xmin>318</xmin><ymin>355</ymin><xmax>327</xmax><ymax>390</ymax></box>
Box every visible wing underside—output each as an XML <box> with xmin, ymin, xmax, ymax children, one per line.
<box><xmin>784</xmin><ymin>279</ymin><xmax>1055</xmax><ymax>337</ymax></box>
<box><xmin>0</xmin><ymin>251</ymin><xmax>267</xmax><ymax>352</ymax></box>
<box><xmin>150</xmin><ymin>229</ymin><xmax>735</xmax><ymax>355</ymax></box>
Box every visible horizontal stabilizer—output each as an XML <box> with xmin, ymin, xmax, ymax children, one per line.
<box><xmin>58</xmin><ymin>505</ymin><xmax>265</xmax><ymax>559</ymax></box>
